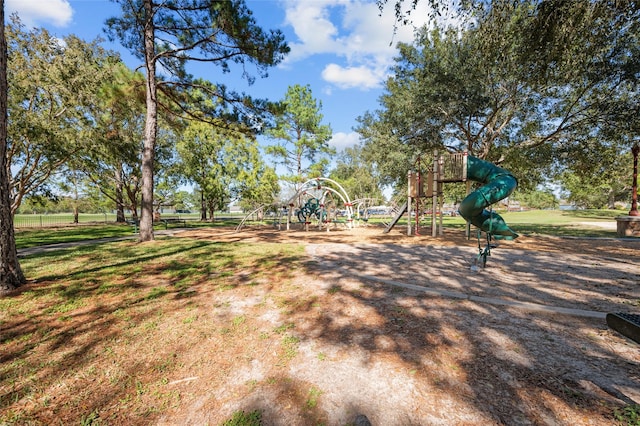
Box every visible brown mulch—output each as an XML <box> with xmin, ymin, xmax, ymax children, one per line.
<box><xmin>178</xmin><ymin>224</ymin><xmax>640</xmax><ymax>260</ymax></box>
<box><xmin>159</xmin><ymin>224</ymin><xmax>640</xmax><ymax>425</ymax></box>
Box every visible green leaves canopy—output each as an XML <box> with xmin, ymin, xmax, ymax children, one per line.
<box><xmin>177</xmin><ymin>121</ymin><xmax>276</xmax><ymax>215</ymax></box>
<box><xmin>106</xmin><ymin>0</ymin><xmax>289</xmax><ymax>240</ymax></box>
<box><xmin>265</xmin><ymin>84</ymin><xmax>334</xmax><ymax>184</ymax></box>
<box><xmin>7</xmin><ymin>17</ymin><xmax>118</xmax><ymax>214</ymax></box>
<box><xmin>358</xmin><ymin>1</ymin><xmax>640</xmax><ymax>196</ymax></box>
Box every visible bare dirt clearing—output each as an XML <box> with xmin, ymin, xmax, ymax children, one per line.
<box><xmin>161</xmin><ymin>225</ymin><xmax>640</xmax><ymax>425</ymax></box>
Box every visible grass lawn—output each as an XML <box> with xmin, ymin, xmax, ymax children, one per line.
<box><xmin>497</xmin><ymin>208</ymin><xmax>621</xmax><ymax>237</ymax></box>
<box><xmin>1</xmin><ymin>237</ymin><xmax>305</xmax><ymax>425</ymax></box>
<box><xmin>13</xmin><ymin>209</ymin><xmax>627</xmax><ymax>250</ymax></box>
<box><xmin>14</xmin><ymin>225</ymin><xmax>137</xmax><ymax>249</ymax></box>
<box><xmin>409</xmin><ymin>208</ymin><xmax>624</xmax><ymax>238</ymax></box>
<box><xmin>13</xmin><ymin>219</ymin><xmax>246</xmax><ymax>249</ymax></box>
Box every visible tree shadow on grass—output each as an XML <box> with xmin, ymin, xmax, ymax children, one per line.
<box><xmin>0</xmin><ymin>237</ymin><xmax>306</xmax><ymax>424</ymax></box>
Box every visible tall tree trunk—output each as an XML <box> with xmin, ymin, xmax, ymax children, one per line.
<box><xmin>139</xmin><ymin>0</ymin><xmax>157</xmax><ymax>242</ymax></box>
<box><xmin>115</xmin><ymin>167</ymin><xmax>125</xmax><ymax>223</ymax></box>
<box><xmin>607</xmin><ymin>189</ymin><xmax>615</xmax><ymax>210</ymax></box>
<box><xmin>73</xmin><ymin>175</ymin><xmax>79</xmax><ymax>223</ymax></box>
<box><xmin>125</xmin><ymin>182</ymin><xmax>139</xmax><ymax>220</ymax></box>
<box><xmin>208</xmin><ymin>200</ymin><xmax>215</xmax><ymax>222</ymax></box>
<box><xmin>0</xmin><ymin>1</ymin><xmax>26</xmax><ymax>293</ymax></box>
<box><xmin>200</xmin><ymin>191</ymin><xmax>206</xmax><ymax>221</ymax></box>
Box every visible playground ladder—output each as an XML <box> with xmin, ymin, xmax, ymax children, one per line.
<box><xmin>383</xmin><ymin>201</ymin><xmax>408</xmax><ymax>234</ymax></box>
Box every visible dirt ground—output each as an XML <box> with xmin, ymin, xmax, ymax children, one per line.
<box><xmin>152</xmin><ymin>224</ymin><xmax>640</xmax><ymax>425</ymax></box>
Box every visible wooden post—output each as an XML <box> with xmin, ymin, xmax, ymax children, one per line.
<box><xmin>407</xmin><ymin>170</ymin><xmax>413</xmax><ymax>236</ymax></box>
<box><xmin>630</xmin><ymin>143</ymin><xmax>639</xmax><ymax>216</ymax></box>
<box><xmin>415</xmin><ymin>171</ymin><xmax>421</xmax><ymax>236</ymax></box>
<box><xmin>465</xmin><ymin>180</ymin><xmax>471</xmax><ymax>238</ymax></box>
<box><xmin>432</xmin><ymin>151</ymin><xmax>438</xmax><ymax>237</ymax></box>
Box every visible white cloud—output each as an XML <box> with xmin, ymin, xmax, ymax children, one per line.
<box><xmin>321</xmin><ymin>63</ymin><xmax>383</xmax><ymax>90</ymax></box>
<box><xmin>329</xmin><ymin>131</ymin><xmax>361</xmax><ymax>150</ymax></box>
<box><xmin>6</xmin><ymin>0</ymin><xmax>73</xmax><ymax>28</ymax></box>
<box><xmin>281</xmin><ymin>0</ymin><xmax>437</xmax><ymax>91</ymax></box>
<box><xmin>282</xmin><ymin>1</ymin><xmax>341</xmax><ymax>62</ymax></box>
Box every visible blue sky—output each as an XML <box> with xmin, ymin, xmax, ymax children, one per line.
<box><xmin>7</xmin><ymin>0</ymin><xmax>436</xmax><ymax>153</ymax></box>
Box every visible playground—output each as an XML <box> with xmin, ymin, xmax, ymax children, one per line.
<box><xmin>163</xmin><ymin>224</ymin><xmax>640</xmax><ymax>424</ymax></box>
<box><xmin>2</xmin><ymin>221</ymin><xmax>639</xmax><ymax>425</ymax></box>
<box><xmin>147</xmin><ymin>149</ymin><xmax>640</xmax><ymax>423</ymax></box>
<box><xmin>4</xmin><ymin>150</ymin><xmax>640</xmax><ymax>424</ymax></box>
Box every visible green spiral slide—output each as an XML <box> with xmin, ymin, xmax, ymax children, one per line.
<box><xmin>458</xmin><ymin>155</ymin><xmax>519</xmax><ymax>240</ymax></box>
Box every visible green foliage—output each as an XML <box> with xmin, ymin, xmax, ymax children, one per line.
<box><xmin>556</xmin><ymin>146</ymin><xmax>635</xmax><ymax>209</ymax></box>
<box><xmin>358</xmin><ymin>1</ymin><xmax>640</xmax><ymax>202</ymax></box>
<box><xmin>512</xmin><ymin>188</ymin><xmax>557</xmax><ymax>210</ymax></box>
<box><xmin>171</xmin><ymin>190</ymin><xmax>199</xmax><ymax>212</ymax></box>
<box><xmin>105</xmin><ymin>0</ymin><xmax>289</xmax><ymax>239</ymax></box>
<box><xmin>17</xmin><ymin>194</ymin><xmax>102</xmax><ymax>215</ymax></box>
<box><xmin>79</xmin><ymin>63</ymin><xmax>147</xmax><ymax>220</ymax></box>
<box><xmin>306</xmin><ymin>387</ymin><xmax>322</xmax><ymax>409</ymax></box>
<box><xmin>221</xmin><ymin>410</ymin><xmax>262</xmax><ymax>426</ymax></box>
<box><xmin>265</xmin><ymin>84</ymin><xmax>334</xmax><ymax>185</ymax></box>
<box><xmin>177</xmin><ymin>121</ymin><xmax>270</xmax><ymax>219</ymax></box>
<box><xmin>329</xmin><ymin>146</ymin><xmax>385</xmax><ymax>202</ymax></box>
<box><xmin>238</xmin><ymin>165</ymin><xmax>280</xmax><ymax>213</ymax></box>
<box><xmin>6</xmin><ymin>16</ymin><xmax>118</xmax><ymax>215</ymax></box>
<box><xmin>280</xmin><ymin>334</ymin><xmax>300</xmax><ymax>362</ymax></box>
<box><xmin>614</xmin><ymin>403</ymin><xmax>640</xmax><ymax>426</ymax></box>
<box><xmin>80</xmin><ymin>410</ymin><xmax>102</xmax><ymax>426</ymax></box>
<box><xmin>106</xmin><ymin>0</ymin><xmax>289</xmax><ymax>87</ymax></box>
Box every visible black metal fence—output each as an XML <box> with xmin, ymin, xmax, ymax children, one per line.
<box><xmin>13</xmin><ymin>213</ymin><xmax>116</xmax><ymax>229</ymax></box>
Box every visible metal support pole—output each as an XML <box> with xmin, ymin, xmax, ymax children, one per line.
<box><xmin>438</xmin><ymin>155</ymin><xmax>445</xmax><ymax>236</ymax></box>
<box><xmin>438</xmin><ymin>182</ymin><xmax>444</xmax><ymax>237</ymax></box>
<box><xmin>407</xmin><ymin>196</ymin><xmax>413</xmax><ymax>236</ymax></box>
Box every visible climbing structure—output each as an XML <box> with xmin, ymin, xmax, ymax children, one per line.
<box><xmin>386</xmin><ymin>151</ymin><xmax>518</xmax><ymax>241</ymax></box>
<box><xmin>283</xmin><ymin>178</ymin><xmax>354</xmax><ymax>231</ymax></box>
<box><xmin>235</xmin><ymin>178</ymin><xmax>354</xmax><ymax>233</ymax></box>
<box><xmin>351</xmin><ymin>197</ymin><xmax>381</xmax><ymax>226</ymax></box>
